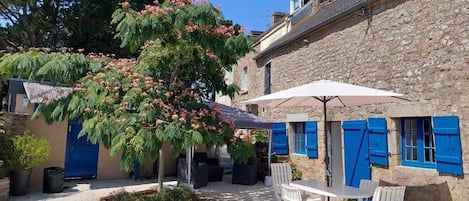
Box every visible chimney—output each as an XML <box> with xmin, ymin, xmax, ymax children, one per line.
<box><xmin>271</xmin><ymin>12</ymin><xmax>288</xmax><ymax>25</ymax></box>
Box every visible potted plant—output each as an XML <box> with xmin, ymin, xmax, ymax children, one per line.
<box><xmin>8</xmin><ymin>132</ymin><xmax>50</xmax><ymax>196</ymax></box>
<box><xmin>252</xmin><ymin>130</ymin><xmax>272</xmax><ymax>186</ymax></box>
<box><xmin>227</xmin><ymin>130</ymin><xmax>258</xmax><ymax>185</ymax></box>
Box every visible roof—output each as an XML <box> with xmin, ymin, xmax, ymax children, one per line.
<box><xmin>21</xmin><ymin>82</ymin><xmax>272</xmax><ymax>129</ymax></box>
<box><xmin>253</xmin><ymin>0</ymin><xmax>376</xmax><ymax>60</ymax></box>
<box><xmin>205</xmin><ymin>101</ymin><xmax>272</xmax><ymax>129</ymax></box>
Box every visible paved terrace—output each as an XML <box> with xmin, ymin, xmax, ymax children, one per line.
<box><xmin>9</xmin><ymin>174</ymin><xmax>275</xmax><ymax>201</ymax></box>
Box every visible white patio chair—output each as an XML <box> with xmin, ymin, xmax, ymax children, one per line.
<box><xmin>359</xmin><ymin>179</ymin><xmax>379</xmax><ymax>200</ymax></box>
<box><xmin>372</xmin><ymin>186</ymin><xmax>406</xmax><ymax>201</ymax></box>
<box><xmin>271</xmin><ymin>163</ymin><xmax>293</xmax><ymax>201</ymax></box>
<box><xmin>281</xmin><ymin>184</ymin><xmax>322</xmax><ymax>201</ymax></box>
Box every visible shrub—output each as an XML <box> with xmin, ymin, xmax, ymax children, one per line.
<box><xmin>9</xmin><ymin>132</ymin><xmax>51</xmax><ymax>170</ymax></box>
<box><xmin>108</xmin><ymin>187</ymin><xmax>201</xmax><ymax>201</ymax></box>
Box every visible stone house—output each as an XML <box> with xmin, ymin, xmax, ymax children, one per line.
<box><xmin>232</xmin><ymin>0</ymin><xmax>468</xmax><ymax>200</ymax></box>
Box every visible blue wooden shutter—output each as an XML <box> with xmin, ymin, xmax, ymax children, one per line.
<box><xmin>272</xmin><ymin>122</ymin><xmax>288</xmax><ymax>155</ymax></box>
<box><xmin>343</xmin><ymin>120</ymin><xmax>370</xmax><ymax>188</ymax></box>
<box><xmin>305</xmin><ymin>121</ymin><xmax>318</xmax><ymax>158</ymax></box>
<box><xmin>433</xmin><ymin>116</ymin><xmax>463</xmax><ymax>176</ymax></box>
<box><xmin>368</xmin><ymin>118</ymin><xmax>389</xmax><ymax>166</ymax></box>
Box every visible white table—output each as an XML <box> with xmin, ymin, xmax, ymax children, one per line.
<box><xmin>290</xmin><ymin>180</ymin><xmax>373</xmax><ymax>199</ymax></box>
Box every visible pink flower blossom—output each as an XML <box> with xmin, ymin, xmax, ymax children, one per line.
<box><xmin>121</xmin><ymin>1</ymin><xmax>130</xmax><ymax>8</ymax></box>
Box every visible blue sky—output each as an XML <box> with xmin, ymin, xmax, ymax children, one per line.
<box><xmin>0</xmin><ymin>1</ymin><xmax>290</xmax><ymax>32</ymax></box>
<box><xmin>209</xmin><ymin>0</ymin><xmax>289</xmax><ymax>33</ymax></box>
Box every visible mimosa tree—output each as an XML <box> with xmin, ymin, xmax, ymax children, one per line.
<box><xmin>0</xmin><ymin>0</ymin><xmax>253</xmax><ymax>189</ymax></box>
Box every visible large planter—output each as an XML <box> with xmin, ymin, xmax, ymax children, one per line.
<box><xmin>232</xmin><ymin>158</ymin><xmax>259</xmax><ymax>185</ymax></box>
<box><xmin>0</xmin><ymin>178</ymin><xmax>9</xmax><ymax>201</ymax></box>
<box><xmin>10</xmin><ymin>170</ymin><xmax>31</xmax><ymax>196</ymax></box>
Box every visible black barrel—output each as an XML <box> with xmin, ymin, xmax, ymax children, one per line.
<box><xmin>43</xmin><ymin>167</ymin><xmax>64</xmax><ymax>193</ymax></box>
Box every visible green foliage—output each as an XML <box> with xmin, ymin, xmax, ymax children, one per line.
<box><xmin>109</xmin><ymin>187</ymin><xmax>200</xmax><ymax>201</ymax></box>
<box><xmin>9</xmin><ymin>132</ymin><xmax>51</xmax><ymax>170</ymax></box>
<box><xmin>0</xmin><ymin>113</ymin><xmax>10</xmax><ymax>177</ymax></box>
<box><xmin>0</xmin><ymin>0</ymin><xmax>254</xmax><ymax>175</ymax></box>
<box><xmin>0</xmin><ymin>0</ymin><xmax>151</xmax><ymax>55</ymax></box>
<box><xmin>112</xmin><ymin>0</ymin><xmax>253</xmax><ymax>97</ymax></box>
<box><xmin>291</xmin><ymin>163</ymin><xmax>303</xmax><ymax>181</ymax></box>
<box><xmin>276</xmin><ymin>156</ymin><xmax>302</xmax><ymax>180</ymax></box>
<box><xmin>252</xmin><ymin>130</ymin><xmax>269</xmax><ymax>144</ymax></box>
<box><xmin>227</xmin><ymin>139</ymin><xmax>256</xmax><ymax>165</ymax></box>
<box><xmin>0</xmin><ymin>50</ymin><xmax>100</xmax><ymax>86</ymax></box>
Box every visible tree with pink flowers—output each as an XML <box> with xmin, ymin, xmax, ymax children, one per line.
<box><xmin>0</xmin><ymin>0</ymin><xmax>253</xmax><ymax>188</ymax></box>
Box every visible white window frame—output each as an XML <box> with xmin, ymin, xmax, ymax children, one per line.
<box><xmin>290</xmin><ymin>0</ymin><xmax>312</xmax><ymax>14</ymax></box>
<box><xmin>241</xmin><ymin>67</ymin><xmax>248</xmax><ymax>91</ymax></box>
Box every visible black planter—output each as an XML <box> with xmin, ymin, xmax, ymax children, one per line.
<box><xmin>10</xmin><ymin>170</ymin><xmax>31</xmax><ymax>196</ymax></box>
<box><xmin>43</xmin><ymin>167</ymin><xmax>64</xmax><ymax>193</ymax></box>
<box><xmin>232</xmin><ymin>158</ymin><xmax>259</xmax><ymax>185</ymax></box>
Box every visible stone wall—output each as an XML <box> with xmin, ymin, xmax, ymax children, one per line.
<box><xmin>233</xmin><ymin>0</ymin><xmax>468</xmax><ymax>200</ymax></box>
<box><xmin>0</xmin><ymin>112</ymin><xmax>30</xmax><ymax>136</ymax></box>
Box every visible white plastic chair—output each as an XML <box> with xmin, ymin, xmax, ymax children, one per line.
<box><xmin>282</xmin><ymin>184</ymin><xmax>303</xmax><ymax>201</ymax></box>
<box><xmin>359</xmin><ymin>179</ymin><xmax>379</xmax><ymax>200</ymax></box>
<box><xmin>281</xmin><ymin>184</ymin><xmax>322</xmax><ymax>201</ymax></box>
<box><xmin>271</xmin><ymin>163</ymin><xmax>293</xmax><ymax>201</ymax></box>
<box><xmin>372</xmin><ymin>186</ymin><xmax>406</xmax><ymax>201</ymax></box>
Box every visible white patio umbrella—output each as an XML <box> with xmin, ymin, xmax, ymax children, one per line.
<box><xmin>241</xmin><ymin>79</ymin><xmax>408</xmax><ymax>187</ymax></box>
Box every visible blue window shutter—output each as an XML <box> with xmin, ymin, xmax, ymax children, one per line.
<box><xmin>368</xmin><ymin>118</ymin><xmax>389</xmax><ymax>167</ymax></box>
<box><xmin>433</xmin><ymin>116</ymin><xmax>463</xmax><ymax>176</ymax></box>
<box><xmin>272</xmin><ymin>122</ymin><xmax>288</xmax><ymax>155</ymax></box>
<box><xmin>305</xmin><ymin>121</ymin><xmax>318</xmax><ymax>158</ymax></box>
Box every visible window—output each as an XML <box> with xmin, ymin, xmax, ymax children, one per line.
<box><xmin>293</xmin><ymin>0</ymin><xmax>301</xmax><ymax>10</ymax></box>
<box><xmin>291</xmin><ymin>0</ymin><xmax>312</xmax><ymax>12</ymax></box>
<box><xmin>264</xmin><ymin>63</ymin><xmax>271</xmax><ymax>94</ymax></box>
<box><xmin>241</xmin><ymin>67</ymin><xmax>248</xmax><ymax>91</ymax></box>
<box><xmin>401</xmin><ymin>117</ymin><xmax>436</xmax><ymax>168</ymax></box>
<box><xmin>293</xmin><ymin>122</ymin><xmax>306</xmax><ymax>154</ymax></box>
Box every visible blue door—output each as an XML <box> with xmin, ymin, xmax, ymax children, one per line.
<box><xmin>343</xmin><ymin>120</ymin><xmax>370</xmax><ymax>188</ymax></box>
<box><xmin>64</xmin><ymin>120</ymin><xmax>99</xmax><ymax>179</ymax></box>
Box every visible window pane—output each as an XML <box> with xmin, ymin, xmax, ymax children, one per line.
<box><xmin>431</xmin><ymin>149</ymin><xmax>436</xmax><ymax>162</ymax></box>
<box><xmin>264</xmin><ymin>64</ymin><xmax>271</xmax><ymax>94</ymax></box>
<box><xmin>405</xmin><ymin>134</ymin><xmax>411</xmax><ymax>146</ymax></box>
<box><xmin>425</xmin><ymin>149</ymin><xmax>430</xmax><ymax>162</ymax></box>
<box><xmin>406</xmin><ymin>148</ymin><xmax>412</xmax><ymax>160</ymax></box>
<box><xmin>412</xmin><ymin>148</ymin><xmax>418</xmax><ymax>160</ymax></box>
<box><xmin>406</xmin><ymin>147</ymin><xmax>417</xmax><ymax>161</ymax></box>
<box><xmin>299</xmin><ymin>133</ymin><xmax>304</xmax><ymax>150</ymax></box>
<box><xmin>430</xmin><ymin>134</ymin><xmax>434</xmax><ymax>147</ymax></box>
<box><xmin>242</xmin><ymin>67</ymin><xmax>248</xmax><ymax>89</ymax></box>
<box><xmin>424</xmin><ymin>134</ymin><xmax>430</xmax><ymax>147</ymax></box>
<box><xmin>424</xmin><ymin>148</ymin><xmax>436</xmax><ymax>163</ymax></box>
<box><xmin>412</xmin><ymin>133</ymin><xmax>417</xmax><ymax>146</ymax></box>
<box><xmin>411</xmin><ymin>120</ymin><xmax>417</xmax><ymax>130</ymax></box>
<box><xmin>294</xmin><ymin>0</ymin><xmax>300</xmax><ymax>9</ymax></box>
<box><xmin>404</xmin><ymin>120</ymin><xmax>411</xmax><ymax>133</ymax></box>
<box><xmin>294</xmin><ymin>123</ymin><xmax>305</xmax><ymax>152</ymax></box>
<box><xmin>423</xmin><ymin>119</ymin><xmax>430</xmax><ymax>133</ymax></box>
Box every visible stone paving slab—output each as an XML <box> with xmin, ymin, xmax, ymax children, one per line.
<box><xmin>8</xmin><ymin>175</ymin><xmax>275</xmax><ymax>201</ymax></box>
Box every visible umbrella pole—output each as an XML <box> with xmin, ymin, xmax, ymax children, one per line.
<box><xmin>268</xmin><ymin>129</ymin><xmax>272</xmax><ymax>176</ymax></box>
<box><xmin>323</xmin><ymin>100</ymin><xmax>330</xmax><ymax>187</ymax></box>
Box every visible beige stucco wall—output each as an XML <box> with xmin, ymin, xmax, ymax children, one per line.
<box><xmin>29</xmin><ymin>116</ymin><xmax>68</xmax><ymax>185</ymax></box>
<box><xmin>233</xmin><ymin>0</ymin><xmax>468</xmax><ymax>200</ymax></box>
<box><xmin>12</xmin><ymin>94</ymin><xmax>173</xmax><ymax>184</ymax></box>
